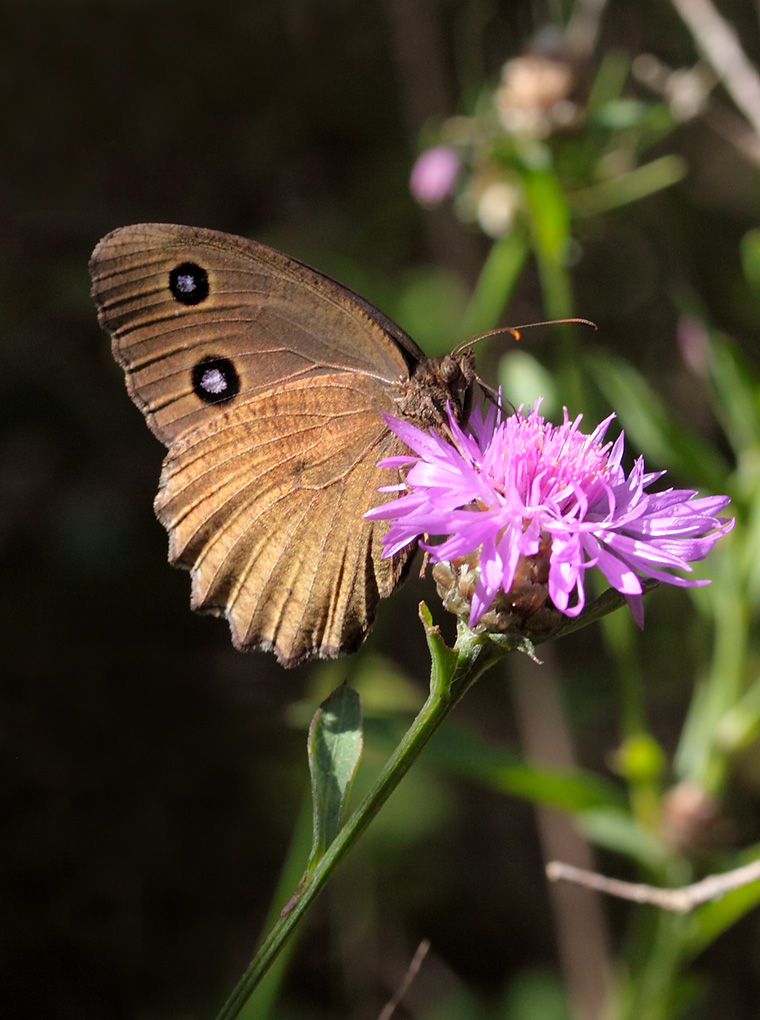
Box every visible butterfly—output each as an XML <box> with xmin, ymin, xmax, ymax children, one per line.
<box><xmin>90</xmin><ymin>224</ymin><xmax>475</xmax><ymax>666</ymax></box>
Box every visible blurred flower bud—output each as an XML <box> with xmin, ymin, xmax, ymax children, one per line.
<box><xmin>632</xmin><ymin>54</ymin><xmax>712</xmax><ymax>123</ymax></box>
<box><xmin>662</xmin><ymin>781</ymin><xmax>726</xmax><ymax>855</ymax></box>
<box><xmin>666</xmin><ymin>67</ymin><xmax>710</xmax><ymax>121</ymax></box>
<box><xmin>476</xmin><ymin>180</ymin><xmax>520</xmax><ymax>237</ymax></box>
<box><xmin>677</xmin><ymin>314</ymin><xmax>711</xmax><ymax>379</ymax></box>
<box><xmin>409</xmin><ymin>145</ymin><xmax>461</xmax><ymax>205</ymax></box>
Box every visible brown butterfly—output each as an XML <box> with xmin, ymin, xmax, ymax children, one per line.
<box><xmin>90</xmin><ymin>224</ymin><xmax>475</xmax><ymax>666</ymax></box>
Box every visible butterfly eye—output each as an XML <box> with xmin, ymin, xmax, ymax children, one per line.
<box><xmin>191</xmin><ymin>355</ymin><xmax>240</xmax><ymax>404</ymax></box>
<box><xmin>440</xmin><ymin>356</ymin><xmax>463</xmax><ymax>386</ymax></box>
<box><xmin>169</xmin><ymin>262</ymin><xmax>209</xmax><ymax>305</ymax></box>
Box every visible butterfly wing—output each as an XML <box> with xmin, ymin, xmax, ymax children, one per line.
<box><xmin>90</xmin><ymin>223</ymin><xmax>421</xmax><ymax>665</ymax></box>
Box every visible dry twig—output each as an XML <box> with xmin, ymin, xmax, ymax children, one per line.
<box><xmin>547</xmin><ymin>858</ymin><xmax>760</xmax><ymax>913</ymax></box>
<box><xmin>377</xmin><ymin>939</ymin><xmax>431</xmax><ymax>1020</ymax></box>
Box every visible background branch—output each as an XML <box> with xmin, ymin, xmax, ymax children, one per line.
<box><xmin>547</xmin><ymin>858</ymin><xmax>760</xmax><ymax>913</ymax></box>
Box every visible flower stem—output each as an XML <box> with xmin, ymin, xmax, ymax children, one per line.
<box><xmin>214</xmin><ymin>623</ymin><xmax>505</xmax><ymax>1020</ymax></box>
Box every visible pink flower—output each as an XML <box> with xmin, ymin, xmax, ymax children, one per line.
<box><xmin>409</xmin><ymin>146</ymin><xmax>461</xmax><ymax>205</ymax></box>
<box><xmin>367</xmin><ymin>400</ymin><xmax>733</xmax><ymax>629</ymax></box>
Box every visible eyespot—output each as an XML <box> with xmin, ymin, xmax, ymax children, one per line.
<box><xmin>169</xmin><ymin>262</ymin><xmax>209</xmax><ymax>305</ymax></box>
<box><xmin>191</xmin><ymin>356</ymin><xmax>240</xmax><ymax>404</ymax></box>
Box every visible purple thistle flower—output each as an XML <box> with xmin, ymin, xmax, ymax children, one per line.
<box><xmin>366</xmin><ymin>400</ymin><xmax>733</xmax><ymax>631</ymax></box>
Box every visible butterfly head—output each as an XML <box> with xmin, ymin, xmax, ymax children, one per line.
<box><xmin>397</xmin><ymin>350</ymin><xmax>476</xmax><ymax>434</ymax></box>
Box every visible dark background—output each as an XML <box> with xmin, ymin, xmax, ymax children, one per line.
<box><xmin>3</xmin><ymin>2</ymin><xmax>760</xmax><ymax>1019</ymax></box>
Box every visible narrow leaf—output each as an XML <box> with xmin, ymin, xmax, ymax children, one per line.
<box><xmin>414</xmin><ymin>719</ymin><xmax>626</xmax><ymax>813</ymax></box>
<box><xmin>683</xmin><ymin>850</ymin><xmax>760</xmax><ymax>959</ymax></box>
<box><xmin>459</xmin><ymin>229</ymin><xmax>529</xmax><ymax>338</ymax></box>
<box><xmin>523</xmin><ymin>169</ymin><xmax>571</xmax><ymax>262</ymax></box>
<box><xmin>740</xmin><ymin>228</ymin><xmax>760</xmax><ymax>296</ymax></box>
<box><xmin>307</xmin><ymin>684</ymin><xmax>363</xmax><ymax>866</ymax></box>
<box><xmin>570</xmin><ymin>155</ymin><xmax>686</xmax><ymax>217</ymax></box>
<box><xmin>585</xmin><ymin>350</ymin><xmax>729</xmax><ymax>490</ymax></box>
<box><xmin>708</xmin><ymin>332</ymin><xmax>760</xmax><ymax>454</ymax></box>
<box><xmin>578</xmin><ymin>807</ymin><xmax>671</xmax><ymax>870</ymax></box>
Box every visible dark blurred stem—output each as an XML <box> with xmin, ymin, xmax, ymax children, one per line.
<box><xmin>510</xmin><ymin>646</ymin><xmax>613</xmax><ymax>1020</ymax></box>
<box><xmin>566</xmin><ymin>0</ymin><xmax>610</xmax><ymax>60</ymax></box>
<box><xmin>385</xmin><ymin>0</ymin><xmax>480</xmax><ymax>278</ymax></box>
<box><xmin>214</xmin><ymin>631</ymin><xmax>504</xmax><ymax>1020</ymax></box>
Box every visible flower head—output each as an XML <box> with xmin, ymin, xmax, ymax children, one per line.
<box><xmin>366</xmin><ymin>399</ymin><xmax>733</xmax><ymax>632</ymax></box>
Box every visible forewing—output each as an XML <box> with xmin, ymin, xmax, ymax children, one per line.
<box><xmin>89</xmin><ymin>222</ymin><xmax>421</xmax><ymax>446</ymax></box>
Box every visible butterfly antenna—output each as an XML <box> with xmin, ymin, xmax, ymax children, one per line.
<box><xmin>452</xmin><ymin>317</ymin><xmax>597</xmax><ymax>356</ymax></box>
<box><xmin>457</xmin><ymin>318</ymin><xmax>597</xmax><ymax>417</ymax></box>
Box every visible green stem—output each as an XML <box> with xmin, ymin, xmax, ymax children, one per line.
<box><xmin>619</xmin><ymin>910</ymin><xmax>689</xmax><ymax>1020</ymax></box>
<box><xmin>214</xmin><ymin>627</ymin><xmax>505</xmax><ymax>1020</ymax></box>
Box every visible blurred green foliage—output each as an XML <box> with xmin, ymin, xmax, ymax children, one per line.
<box><xmin>4</xmin><ymin>1</ymin><xmax>760</xmax><ymax>1019</ymax></box>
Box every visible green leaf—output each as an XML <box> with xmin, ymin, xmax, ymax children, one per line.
<box><xmin>586</xmin><ymin>50</ymin><xmax>631</xmax><ymax>112</ymax></box>
<box><xmin>423</xmin><ymin>721</ymin><xmax>626</xmax><ymax>814</ymax></box>
<box><xmin>708</xmin><ymin>331</ymin><xmax>760</xmax><ymax>455</ymax></box>
<box><xmin>585</xmin><ymin>349</ymin><xmax>729</xmax><ymax>490</ymax></box>
<box><xmin>395</xmin><ymin>265</ymin><xmax>470</xmax><ymax>354</ymax></box>
<box><xmin>522</xmin><ymin>169</ymin><xmax>575</xmax><ymax>364</ymax></box>
<box><xmin>238</xmin><ymin>802</ymin><xmax>313</xmax><ymax>1019</ymax></box>
<box><xmin>715</xmin><ymin>674</ymin><xmax>760</xmax><ymax>756</ymax></box>
<box><xmin>683</xmin><ymin>851</ymin><xmax>760</xmax><ymax>959</ymax></box>
<box><xmin>496</xmin><ymin>969</ymin><xmax>571</xmax><ymax>1020</ymax></box>
<box><xmin>523</xmin><ymin>169</ymin><xmax>571</xmax><ymax>262</ymax></box>
<box><xmin>491</xmin><ymin>765</ymin><xmax>624</xmax><ymax>813</ymax></box>
<box><xmin>499</xmin><ymin>350</ymin><xmax>559</xmax><ymax>416</ymax></box>
<box><xmin>570</xmin><ymin>155</ymin><xmax>687</xmax><ymax>217</ymax></box>
<box><xmin>578</xmin><ymin>807</ymin><xmax>671</xmax><ymax>870</ymax></box>
<box><xmin>593</xmin><ymin>98</ymin><xmax>653</xmax><ymax>130</ymax></box>
<box><xmin>459</xmin><ymin>229</ymin><xmax>529</xmax><ymax>338</ymax></box>
<box><xmin>419</xmin><ymin>602</ymin><xmax>458</xmax><ymax>700</ymax></box>
<box><xmin>740</xmin><ymin>228</ymin><xmax>760</xmax><ymax>296</ymax></box>
<box><xmin>307</xmin><ymin>683</ymin><xmax>363</xmax><ymax>866</ymax></box>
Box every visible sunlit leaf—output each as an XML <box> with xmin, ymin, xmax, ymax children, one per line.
<box><xmin>523</xmin><ymin>169</ymin><xmax>570</xmax><ymax>262</ymax></box>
